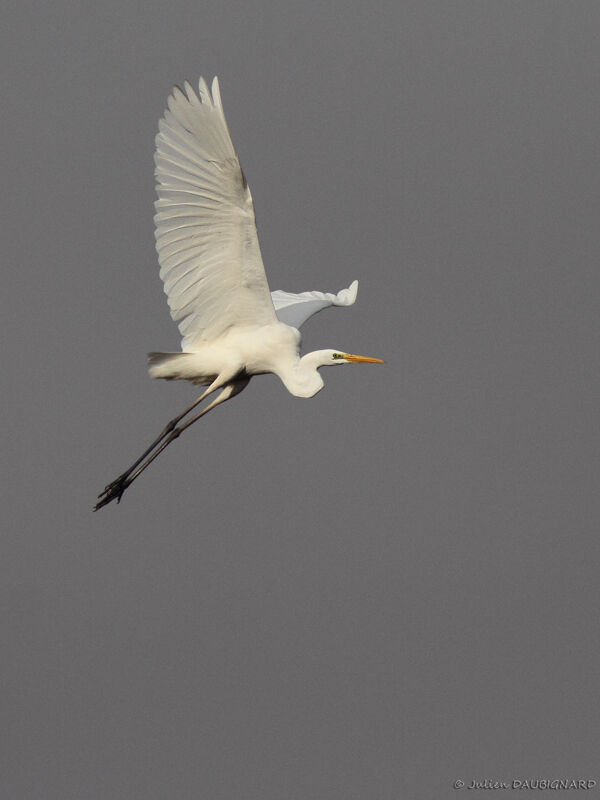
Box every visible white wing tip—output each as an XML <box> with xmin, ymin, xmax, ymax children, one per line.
<box><xmin>336</xmin><ymin>280</ymin><xmax>359</xmax><ymax>306</ymax></box>
<box><xmin>166</xmin><ymin>75</ymin><xmax>221</xmax><ymax>108</ymax></box>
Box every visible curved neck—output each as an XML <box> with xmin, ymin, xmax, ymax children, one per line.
<box><xmin>277</xmin><ymin>351</ymin><xmax>328</xmax><ymax>398</ymax></box>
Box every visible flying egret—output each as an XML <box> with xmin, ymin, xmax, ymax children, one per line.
<box><xmin>95</xmin><ymin>77</ymin><xmax>383</xmax><ymax>510</ymax></box>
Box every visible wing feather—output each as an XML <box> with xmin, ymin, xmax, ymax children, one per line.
<box><xmin>271</xmin><ymin>281</ymin><xmax>359</xmax><ymax>329</ymax></box>
<box><xmin>154</xmin><ymin>76</ymin><xmax>276</xmax><ymax>348</ymax></box>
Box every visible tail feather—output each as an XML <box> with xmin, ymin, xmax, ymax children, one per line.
<box><xmin>147</xmin><ymin>352</ymin><xmax>214</xmax><ymax>385</ymax></box>
<box><xmin>147</xmin><ymin>351</ymin><xmax>185</xmax><ymax>368</ymax></box>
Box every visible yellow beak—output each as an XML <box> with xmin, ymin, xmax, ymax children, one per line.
<box><xmin>343</xmin><ymin>353</ymin><xmax>385</xmax><ymax>364</ymax></box>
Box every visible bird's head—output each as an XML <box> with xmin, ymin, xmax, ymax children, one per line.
<box><xmin>282</xmin><ymin>349</ymin><xmax>384</xmax><ymax>398</ymax></box>
<box><xmin>319</xmin><ymin>350</ymin><xmax>385</xmax><ymax>367</ymax></box>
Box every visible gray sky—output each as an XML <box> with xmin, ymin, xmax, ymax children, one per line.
<box><xmin>2</xmin><ymin>1</ymin><xmax>599</xmax><ymax>798</ymax></box>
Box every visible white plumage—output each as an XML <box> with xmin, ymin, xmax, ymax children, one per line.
<box><xmin>271</xmin><ymin>280</ymin><xmax>359</xmax><ymax>329</ymax></box>
<box><xmin>155</xmin><ymin>77</ymin><xmax>275</xmax><ymax>347</ymax></box>
<box><xmin>95</xmin><ymin>77</ymin><xmax>382</xmax><ymax>510</ymax></box>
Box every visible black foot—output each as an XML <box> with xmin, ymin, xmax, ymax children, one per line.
<box><xmin>94</xmin><ymin>476</ymin><xmax>131</xmax><ymax>511</ymax></box>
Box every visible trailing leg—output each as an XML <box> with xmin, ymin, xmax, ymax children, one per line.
<box><xmin>94</xmin><ymin>379</ymin><xmax>248</xmax><ymax>510</ymax></box>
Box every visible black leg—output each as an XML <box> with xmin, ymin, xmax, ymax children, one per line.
<box><xmin>94</xmin><ymin>380</ymin><xmax>248</xmax><ymax>510</ymax></box>
<box><xmin>96</xmin><ymin>393</ymin><xmax>208</xmax><ymax>501</ymax></box>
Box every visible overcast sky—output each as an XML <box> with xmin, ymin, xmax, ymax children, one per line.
<box><xmin>2</xmin><ymin>1</ymin><xmax>599</xmax><ymax>798</ymax></box>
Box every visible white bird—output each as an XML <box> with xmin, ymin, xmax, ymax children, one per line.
<box><xmin>95</xmin><ymin>76</ymin><xmax>383</xmax><ymax>510</ymax></box>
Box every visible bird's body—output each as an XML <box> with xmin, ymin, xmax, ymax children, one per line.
<box><xmin>148</xmin><ymin>322</ymin><xmax>350</xmax><ymax>398</ymax></box>
<box><xmin>149</xmin><ymin>321</ymin><xmax>301</xmax><ymax>387</ymax></box>
<box><xmin>95</xmin><ymin>76</ymin><xmax>382</xmax><ymax>510</ymax></box>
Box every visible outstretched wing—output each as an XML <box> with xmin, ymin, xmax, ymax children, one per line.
<box><xmin>154</xmin><ymin>76</ymin><xmax>277</xmax><ymax>349</ymax></box>
<box><xmin>271</xmin><ymin>280</ymin><xmax>358</xmax><ymax>329</ymax></box>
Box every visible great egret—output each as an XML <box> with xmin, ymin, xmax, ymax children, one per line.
<box><xmin>95</xmin><ymin>77</ymin><xmax>383</xmax><ymax>510</ymax></box>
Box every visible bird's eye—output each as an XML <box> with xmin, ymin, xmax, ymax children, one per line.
<box><xmin>332</xmin><ymin>353</ymin><xmax>344</xmax><ymax>360</ymax></box>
